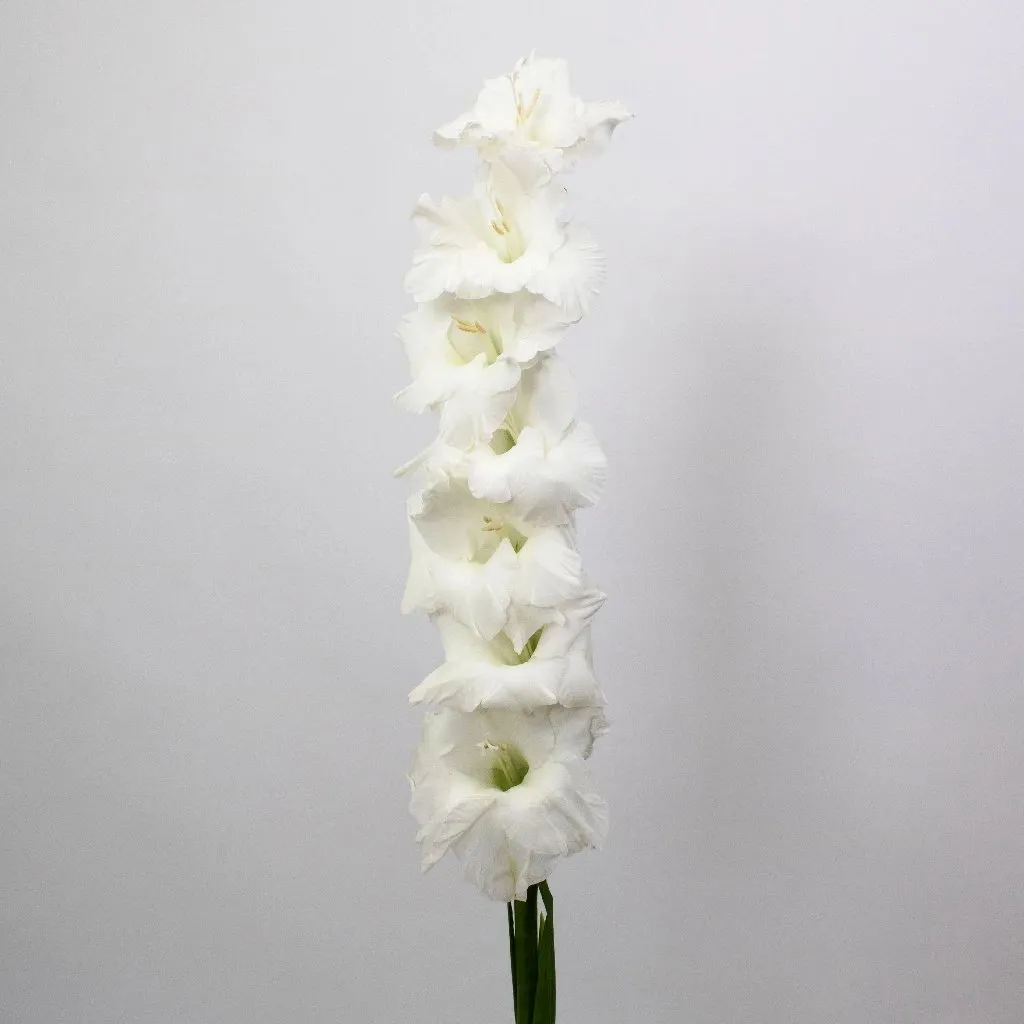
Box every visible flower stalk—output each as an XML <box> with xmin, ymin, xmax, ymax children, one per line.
<box><xmin>509</xmin><ymin>881</ymin><xmax>556</xmax><ymax>1024</ymax></box>
<box><xmin>396</xmin><ymin>53</ymin><xmax>630</xmax><ymax>1020</ymax></box>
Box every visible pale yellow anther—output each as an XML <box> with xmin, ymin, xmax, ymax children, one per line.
<box><xmin>452</xmin><ymin>316</ymin><xmax>486</xmax><ymax>334</ymax></box>
<box><xmin>481</xmin><ymin>515</ymin><xmax>505</xmax><ymax>533</ymax></box>
<box><xmin>512</xmin><ymin>72</ymin><xmax>542</xmax><ymax>125</ymax></box>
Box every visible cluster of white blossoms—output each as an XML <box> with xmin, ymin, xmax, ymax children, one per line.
<box><xmin>398</xmin><ymin>55</ymin><xmax>630</xmax><ymax>902</ymax></box>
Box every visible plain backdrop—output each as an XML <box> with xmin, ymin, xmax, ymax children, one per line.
<box><xmin>2</xmin><ymin>2</ymin><xmax>1022</xmax><ymax>1022</ymax></box>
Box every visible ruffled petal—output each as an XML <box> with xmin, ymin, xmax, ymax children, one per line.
<box><xmin>404</xmin><ymin>168</ymin><xmax>566</xmax><ymax>304</ymax></box>
<box><xmin>514</xmin><ymin>355</ymin><xmax>579</xmax><ymax>442</ymax></box>
<box><xmin>409</xmin><ymin>591</ymin><xmax>605</xmax><ymax>711</ymax></box>
<box><xmin>513</xmin><ymin>526</ymin><xmax>585</xmax><ymax>609</ymax></box>
<box><xmin>468</xmin><ymin>421</ymin><xmax>607</xmax><ymax>524</ymax></box>
<box><xmin>431</xmin><ymin>53</ymin><xmax>631</xmax><ymax>189</ymax></box>
<box><xmin>530</xmin><ymin>223</ymin><xmax>606</xmax><ymax>319</ymax></box>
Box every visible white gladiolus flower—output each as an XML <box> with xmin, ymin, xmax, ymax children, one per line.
<box><xmin>399</xmin><ymin>293</ymin><xmax>576</xmax><ymax>375</ymax></box>
<box><xmin>404</xmin><ymin>162</ymin><xmax>605</xmax><ymax>319</ymax></box>
<box><xmin>398</xmin><ymin>359</ymin><xmax>605</xmax><ymax>526</ymax></box>
<box><xmin>468</xmin><ymin>420</ymin><xmax>607</xmax><ymax>525</ymax></box>
<box><xmin>434</xmin><ymin>53</ymin><xmax>632</xmax><ymax>188</ymax></box>
<box><xmin>409</xmin><ymin>705</ymin><xmax>609</xmax><ymax>901</ymax></box>
<box><xmin>395</xmin><ymin>294</ymin><xmax>577</xmax><ymax>448</ymax></box>
<box><xmin>465</xmin><ymin>352</ymin><xmax>605</xmax><ymax>524</ymax></box>
<box><xmin>403</xmin><ymin>479</ymin><xmax>584</xmax><ymax>639</ymax></box>
<box><xmin>409</xmin><ymin>589</ymin><xmax>607</xmax><ymax>711</ymax></box>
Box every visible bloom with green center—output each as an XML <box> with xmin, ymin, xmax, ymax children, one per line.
<box><xmin>409</xmin><ymin>589</ymin><xmax>607</xmax><ymax>712</ymax></box>
<box><xmin>402</xmin><ymin>478</ymin><xmax>584</xmax><ymax>640</ymax></box>
<box><xmin>409</xmin><ymin>705</ymin><xmax>609</xmax><ymax>901</ymax></box>
<box><xmin>394</xmin><ymin>294</ymin><xmax>574</xmax><ymax>449</ymax></box>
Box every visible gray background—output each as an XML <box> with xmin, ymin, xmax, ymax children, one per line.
<box><xmin>2</xmin><ymin>1</ymin><xmax>1022</xmax><ymax>1021</ymax></box>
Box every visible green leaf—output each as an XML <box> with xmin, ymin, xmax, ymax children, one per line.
<box><xmin>533</xmin><ymin>883</ymin><xmax>556</xmax><ymax>1024</ymax></box>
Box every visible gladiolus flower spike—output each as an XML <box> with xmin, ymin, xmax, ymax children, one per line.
<box><xmin>396</xmin><ymin>53</ymin><xmax>630</xmax><ymax>1024</ymax></box>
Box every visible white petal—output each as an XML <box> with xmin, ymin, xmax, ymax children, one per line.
<box><xmin>393</xmin><ymin>440</ymin><xmax>466</xmax><ymax>485</ymax></box>
<box><xmin>467</xmin><ymin>426</ymin><xmax>546</xmax><ymax>505</ymax></box>
<box><xmin>409</xmin><ymin>591</ymin><xmax>606</xmax><ymax>711</ymax></box>
<box><xmin>562</xmin><ymin>101</ymin><xmax>634</xmax><ymax>167</ymax></box>
<box><xmin>503</xmin><ymin>294</ymin><xmax>578</xmax><ymax>363</ymax></box>
<box><xmin>431</xmin><ymin>54</ymin><xmax>631</xmax><ymax>189</ymax></box>
<box><xmin>408</xmin><ymin>482</ymin><xmax>477</xmax><ymax>560</ymax></box>
<box><xmin>503</xmin><ymin>601</ymin><xmax>564</xmax><ymax>654</ymax></box>
<box><xmin>425</xmin><ymin>540</ymin><xmax>517</xmax><ymax>640</ymax></box>
<box><xmin>404</xmin><ymin>170</ymin><xmax>567</xmax><ymax>304</ymax></box>
<box><xmin>467</xmin><ymin>421</ymin><xmax>606</xmax><ymax>525</ymax></box>
<box><xmin>439</xmin><ymin>356</ymin><xmax>521</xmax><ymax>448</ymax></box>
<box><xmin>401</xmin><ymin>517</ymin><xmax>435</xmax><ymax>614</ymax></box>
<box><xmin>513</xmin><ymin>54</ymin><xmax>573</xmax><ymax>101</ymax></box>
<box><xmin>529</xmin><ymin>223</ymin><xmax>605</xmax><ymax>319</ymax></box>
<box><xmin>539</xmin><ymin>420</ymin><xmax>608</xmax><ymax>513</ymax></box>
<box><xmin>405</xmin><ymin>482</ymin><xmax>521</xmax><ymax>637</ymax></box>
<box><xmin>410</xmin><ymin>656</ymin><xmax>564</xmax><ymax>712</ymax></box>
<box><xmin>534</xmin><ymin>588</ymin><xmax>606</xmax><ymax>653</ymax></box>
<box><xmin>514</xmin><ymin>526</ymin><xmax>584</xmax><ymax>608</ymax></box>
<box><xmin>515</xmin><ymin>355</ymin><xmax>578</xmax><ymax>441</ymax></box>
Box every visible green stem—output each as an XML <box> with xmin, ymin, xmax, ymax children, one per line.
<box><xmin>513</xmin><ymin>886</ymin><xmax>539</xmax><ymax>1024</ymax></box>
<box><xmin>507</xmin><ymin>902</ymin><xmax>518</xmax><ymax>1019</ymax></box>
<box><xmin>534</xmin><ymin>883</ymin><xmax>556</xmax><ymax>1024</ymax></box>
<box><xmin>508</xmin><ymin>882</ymin><xmax>556</xmax><ymax>1023</ymax></box>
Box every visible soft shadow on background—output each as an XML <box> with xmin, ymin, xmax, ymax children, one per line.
<box><xmin>2</xmin><ymin>1</ymin><xmax>1022</xmax><ymax>1022</ymax></box>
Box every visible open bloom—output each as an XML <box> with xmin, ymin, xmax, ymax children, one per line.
<box><xmin>397</xmin><ymin>352</ymin><xmax>604</xmax><ymax>527</ymax></box>
<box><xmin>434</xmin><ymin>53</ymin><xmax>632</xmax><ymax>188</ymax></box>
<box><xmin>395</xmin><ymin>294</ymin><xmax>575</xmax><ymax>448</ymax></box>
<box><xmin>409</xmin><ymin>589</ymin><xmax>607</xmax><ymax>711</ymax></box>
<box><xmin>403</xmin><ymin>479</ymin><xmax>584</xmax><ymax>640</ymax></box>
<box><xmin>404</xmin><ymin>162</ymin><xmax>604</xmax><ymax>319</ymax></box>
<box><xmin>468</xmin><ymin>420</ymin><xmax>607</xmax><ymax>526</ymax></box>
<box><xmin>409</xmin><ymin>705</ymin><xmax>609</xmax><ymax>901</ymax></box>
<box><xmin>466</xmin><ymin>354</ymin><xmax>606</xmax><ymax>524</ymax></box>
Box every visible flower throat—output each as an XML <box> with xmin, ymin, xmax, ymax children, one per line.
<box><xmin>488</xmin><ymin>742</ymin><xmax>530</xmax><ymax>791</ymax></box>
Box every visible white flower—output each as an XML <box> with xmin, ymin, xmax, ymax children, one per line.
<box><xmin>466</xmin><ymin>354</ymin><xmax>607</xmax><ymax>524</ymax></box>
<box><xmin>409</xmin><ymin>705</ymin><xmax>609</xmax><ymax>901</ymax></box>
<box><xmin>394</xmin><ymin>294</ymin><xmax>577</xmax><ymax>448</ymax></box>
<box><xmin>397</xmin><ymin>350</ymin><xmax>605</xmax><ymax>529</ymax></box>
<box><xmin>404</xmin><ymin>162</ymin><xmax>605</xmax><ymax>319</ymax></box>
<box><xmin>468</xmin><ymin>420</ymin><xmax>607</xmax><ymax>526</ymax></box>
<box><xmin>434</xmin><ymin>53</ymin><xmax>632</xmax><ymax>187</ymax></box>
<box><xmin>409</xmin><ymin>589</ymin><xmax>606</xmax><ymax>711</ymax></box>
<box><xmin>402</xmin><ymin>478</ymin><xmax>584</xmax><ymax>639</ymax></box>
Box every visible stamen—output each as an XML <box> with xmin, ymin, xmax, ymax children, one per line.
<box><xmin>510</xmin><ymin>71</ymin><xmax>541</xmax><ymax>126</ymax></box>
<box><xmin>481</xmin><ymin>515</ymin><xmax>505</xmax><ymax>533</ymax></box>
<box><xmin>510</xmin><ymin>73</ymin><xmax>524</xmax><ymax>124</ymax></box>
<box><xmin>452</xmin><ymin>316</ymin><xmax>486</xmax><ymax>334</ymax></box>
